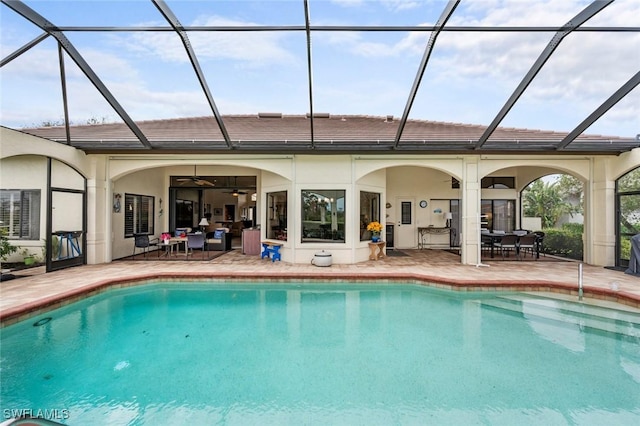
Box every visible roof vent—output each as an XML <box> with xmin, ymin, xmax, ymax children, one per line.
<box><xmin>386</xmin><ymin>115</ymin><xmax>394</xmax><ymax>122</ymax></box>
<box><xmin>306</xmin><ymin>112</ymin><xmax>330</xmax><ymax>118</ymax></box>
<box><xmin>258</xmin><ymin>112</ymin><xmax>282</xmax><ymax>119</ymax></box>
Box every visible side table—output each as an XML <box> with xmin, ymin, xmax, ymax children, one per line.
<box><xmin>368</xmin><ymin>241</ymin><xmax>386</xmax><ymax>260</ymax></box>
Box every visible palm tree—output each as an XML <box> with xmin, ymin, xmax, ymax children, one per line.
<box><xmin>522</xmin><ymin>179</ymin><xmax>574</xmax><ymax>228</ymax></box>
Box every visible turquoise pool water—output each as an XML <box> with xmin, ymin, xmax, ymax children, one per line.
<box><xmin>1</xmin><ymin>282</ymin><xmax>639</xmax><ymax>425</ymax></box>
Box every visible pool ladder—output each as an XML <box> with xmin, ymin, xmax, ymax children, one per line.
<box><xmin>578</xmin><ymin>263</ymin><xmax>583</xmax><ymax>301</ymax></box>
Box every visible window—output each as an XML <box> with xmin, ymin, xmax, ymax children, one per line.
<box><xmin>125</xmin><ymin>193</ymin><xmax>154</xmax><ymax>237</ymax></box>
<box><xmin>481</xmin><ymin>199</ymin><xmax>516</xmax><ymax>232</ymax></box>
<box><xmin>301</xmin><ymin>190</ymin><xmax>345</xmax><ymax>243</ymax></box>
<box><xmin>267</xmin><ymin>191</ymin><xmax>287</xmax><ymax>240</ymax></box>
<box><xmin>360</xmin><ymin>191</ymin><xmax>380</xmax><ymax>241</ymax></box>
<box><xmin>0</xmin><ymin>190</ymin><xmax>41</xmax><ymax>240</ymax></box>
<box><xmin>401</xmin><ymin>202</ymin><xmax>412</xmax><ymax>225</ymax></box>
<box><xmin>482</xmin><ymin>177</ymin><xmax>515</xmax><ymax>189</ymax></box>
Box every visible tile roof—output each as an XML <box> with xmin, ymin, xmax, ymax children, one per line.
<box><xmin>15</xmin><ymin>114</ymin><xmax>639</xmax><ymax>154</ymax></box>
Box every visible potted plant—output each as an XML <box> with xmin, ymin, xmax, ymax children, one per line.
<box><xmin>367</xmin><ymin>221</ymin><xmax>383</xmax><ymax>242</ymax></box>
<box><xmin>20</xmin><ymin>248</ymin><xmax>36</xmax><ymax>266</ymax></box>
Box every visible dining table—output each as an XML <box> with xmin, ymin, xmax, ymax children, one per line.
<box><xmin>481</xmin><ymin>232</ymin><xmax>540</xmax><ymax>259</ymax></box>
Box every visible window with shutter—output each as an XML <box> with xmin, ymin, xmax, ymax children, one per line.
<box><xmin>124</xmin><ymin>193</ymin><xmax>155</xmax><ymax>237</ymax></box>
<box><xmin>0</xmin><ymin>189</ymin><xmax>41</xmax><ymax>240</ymax></box>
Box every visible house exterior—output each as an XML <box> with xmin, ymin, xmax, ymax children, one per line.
<box><xmin>2</xmin><ymin>115</ymin><xmax>638</xmax><ymax>269</ymax></box>
<box><xmin>2</xmin><ymin>1</ymin><xmax>639</xmax><ymax>271</ymax></box>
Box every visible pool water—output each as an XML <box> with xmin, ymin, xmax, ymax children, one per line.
<box><xmin>1</xmin><ymin>282</ymin><xmax>639</xmax><ymax>425</ymax></box>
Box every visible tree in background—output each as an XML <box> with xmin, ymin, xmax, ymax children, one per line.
<box><xmin>556</xmin><ymin>175</ymin><xmax>583</xmax><ymax>217</ymax></box>
<box><xmin>618</xmin><ymin>168</ymin><xmax>640</xmax><ymax>235</ymax></box>
<box><xmin>522</xmin><ymin>179</ymin><xmax>575</xmax><ymax>228</ymax></box>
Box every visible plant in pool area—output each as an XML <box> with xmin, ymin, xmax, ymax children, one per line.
<box><xmin>366</xmin><ymin>221</ymin><xmax>383</xmax><ymax>236</ymax></box>
<box><xmin>367</xmin><ymin>221</ymin><xmax>382</xmax><ymax>243</ymax></box>
<box><xmin>20</xmin><ymin>247</ymin><xmax>36</xmax><ymax>265</ymax></box>
<box><xmin>0</xmin><ymin>228</ymin><xmax>17</xmax><ymax>261</ymax></box>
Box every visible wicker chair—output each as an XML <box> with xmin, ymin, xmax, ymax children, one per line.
<box><xmin>518</xmin><ymin>234</ymin><xmax>538</xmax><ymax>259</ymax></box>
<box><xmin>494</xmin><ymin>234</ymin><xmax>518</xmax><ymax>259</ymax></box>
<box><xmin>133</xmin><ymin>233</ymin><xmax>159</xmax><ymax>259</ymax></box>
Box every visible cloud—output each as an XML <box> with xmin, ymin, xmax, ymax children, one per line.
<box><xmin>115</xmin><ymin>16</ymin><xmax>296</xmax><ymax>67</ymax></box>
<box><xmin>331</xmin><ymin>0</ymin><xmax>421</xmax><ymax>12</ymax></box>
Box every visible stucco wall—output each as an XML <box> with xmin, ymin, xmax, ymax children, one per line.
<box><xmin>2</xmin><ymin>128</ymin><xmax>637</xmax><ymax>267</ymax></box>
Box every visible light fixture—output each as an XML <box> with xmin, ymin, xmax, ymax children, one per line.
<box><xmin>198</xmin><ymin>217</ymin><xmax>209</xmax><ymax>232</ymax></box>
<box><xmin>444</xmin><ymin>212</ymin><xmax>453</xmax><ymax>228</ymax></box>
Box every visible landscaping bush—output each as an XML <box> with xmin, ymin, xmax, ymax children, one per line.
<box><xmin>542</xmin><ymin>224</ymin><xmax>583</xmax><ymax>260</ymax></box>
<box><xmin>0</xmin><ymin>228</ymin><xmax>17</xmax><ymax>261</ymax></box>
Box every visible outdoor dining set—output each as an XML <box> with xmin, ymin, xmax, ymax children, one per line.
<box><xmin>481</xmin><ymin>230</ymin><xmax>544</xmax><ymax>260</ymax></box>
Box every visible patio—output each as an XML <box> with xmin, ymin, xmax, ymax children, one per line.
<box><xmin>2</xmin><ymin>248</ymin><xmax>639</xmax><ymax>326</ymax></box>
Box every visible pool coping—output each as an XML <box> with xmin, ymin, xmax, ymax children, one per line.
<box><xmin>2</xmin><ymin>271</ymin><xmax>639</xmax><ymax>327</ymax></box>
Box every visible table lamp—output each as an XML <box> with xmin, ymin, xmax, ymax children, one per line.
<box><xmin>198</xmin><ymin>217</ymin><xmax>209</xmax><ymax>232</ymax></box>
<box><xmin>444</xmin><ymin>212</ymin><xmax>453</xmax><ymax>228</ymax></box>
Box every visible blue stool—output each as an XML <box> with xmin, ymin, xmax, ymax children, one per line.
<box><xmin>261</xmin><ymin>242</ymin><xmax>283</xmax><ymax>262</ymax></box>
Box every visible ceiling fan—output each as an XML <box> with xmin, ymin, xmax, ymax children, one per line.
<box><xmin>223</xmin><ymin>177</ymin><xmax>249</xmax><ymax>196</ymax></box>
<box><xmin>176</xmin><ymin>165</ymin><xmax>215</xmax><ymax>187</ymax></box>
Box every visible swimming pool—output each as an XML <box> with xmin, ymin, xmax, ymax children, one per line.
<box><xmin>1</xmin><ymin>282</ymin><xmax>639</xmax><ymax>425</ymax></box>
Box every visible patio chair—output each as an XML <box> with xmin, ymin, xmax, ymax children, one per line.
<box><xmin>494</xmin><ymin>234</ymin><xmax>519</xmax><ymax>259</ymax></box>
<box><xmin>534</xmin><ymin>231</ymin><xmax>546</xmax><ymax>257</ymax></box>
<box><xmin>186</xmin><ymin>233</ymin><xmax>207</xmax><ymax>260</ymax></box>
<box><xmin>205</xmin><ymin>229</ymin><xmax>232</xmax><ymax>251</ymax></box>
<box><xmin>518</xmin><ymin>234</ymin><xmax>537</xmax><ymax>259</ymax></box>
<box><xmin>133</xmin><ymin>233</ymin><xmax>160</xmax><ymax>259</ymax></box>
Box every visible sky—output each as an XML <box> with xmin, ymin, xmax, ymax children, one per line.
<box><xmin>1</xmin><ymin>0</ymin><xmax>638</xmax><ymax>139</ymax></box>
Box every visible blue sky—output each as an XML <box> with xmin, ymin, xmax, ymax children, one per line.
<box><xmin>1</xmin><ymin>0</ymin><xmax>638</xmax><ymax>138</ymax></box>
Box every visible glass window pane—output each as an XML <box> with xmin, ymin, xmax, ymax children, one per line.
<box><xmin>267</xmin><ymin>191</ymin><xmax>287</xmax><ymax>241</ymax></box>
<box><xmin>0</xmin><ymin>190</ymin><xmax>40</xmax><ymax>240</ymax></box>
<box><xmin>493</xmin><ymin>200</ymin><xmax>515</xmax><ymax>233</ymax></box>
<box><xmin>618</xmin><ymin>167</ymin><xmax>640</xmax><ymax>193</ymax></box>
<box><xmin>620</xmin><ymin>194</ymin><xmax>640</xmax><ymax>236</ymax></box>
<box><xmin>401</xmin><ymin>202</ymin><xmax>412</xmax><ymax>225</ymax></box>
<box><xmin>360</xmin><ymin>191</ymin><xmax>380</xmax><ymax>241</ymax></box>
<box><xmin>301</xmin><ymin>190</ymin><xmax>345</xmax><ymax>243</ymax></box>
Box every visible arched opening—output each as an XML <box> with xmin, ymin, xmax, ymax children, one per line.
<box><xmin>616</xmin><ymin>167</ymin><xmax>640</xmax><ymax>268</ymax></box>
<box><xmin>521</xmin><ymin>173</ymin><xmax>584</xmax><ymax>261</ymax></box>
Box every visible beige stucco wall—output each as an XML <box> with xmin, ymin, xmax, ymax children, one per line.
<box><xmin>2</xmin><ymin>128</ymin><xmax>638</xmax><ymax>267</ymax></box>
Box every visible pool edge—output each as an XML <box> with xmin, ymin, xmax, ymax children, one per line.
<box><xmin>1</xmin><ymin>271</ymin><xmax>639</xmax><ymax>327</ymax></box>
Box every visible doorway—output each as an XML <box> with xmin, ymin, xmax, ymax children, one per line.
<box><xmin>395</xmin><ymin>198</ymin><xmax>416</xmax><ymax>249</ymax></box>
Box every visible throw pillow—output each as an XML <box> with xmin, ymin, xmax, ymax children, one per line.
<box><xmin>213</xmin><ymin>229</ymin><xmax>225</xmax><ymax>239</ymax></box>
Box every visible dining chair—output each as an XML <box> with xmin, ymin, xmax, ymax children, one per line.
<box><xmin>518</xmin><ymin>234</ymin><xmax>537</xmax><ymax>259</ymax></box>
<box><xmin>186</xmin><ymin>233</ymin><xmax>207</xmax><ymax>260</ymax></box>
<box><xmin>534</xmin><ymin>231</ymin><xmax>546</xmax><ymax>257</ymax></box>
<box><xmin>494</xmin><ymin>234</ymin><xmax>518</xmax><ymax>259</ymax></box>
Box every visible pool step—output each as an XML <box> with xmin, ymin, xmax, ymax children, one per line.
<box><xmin>479</xmin><ymin>295</ymin><xmax>640</xmax><ymax>338</ymax></box>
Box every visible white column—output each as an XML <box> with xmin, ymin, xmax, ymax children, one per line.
<box><xmin>461</xmin><ymin>157</ymin><xmax>481</xmax><ymax>265</ymax></box>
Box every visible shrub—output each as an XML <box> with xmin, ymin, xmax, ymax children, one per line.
<box><xmin>561</xmin><ymin>222</ymin><xmax>583</xmax><ymax>234</ymax></box>
<box><xmin>0</xmin><ymin>228</ymin><xmax>18</xmax><ymax>261</ymax></box>
<box><xmin>542</xmin><ymin>227</ymin><xmax>583</xmax><ymax>260</ymax></box>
